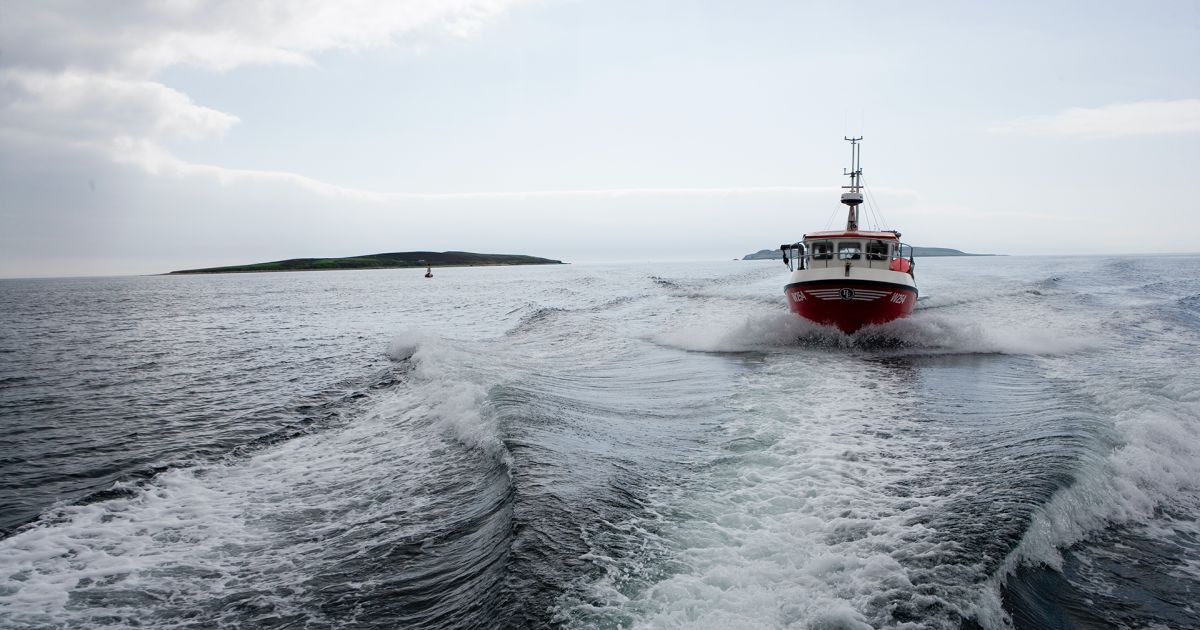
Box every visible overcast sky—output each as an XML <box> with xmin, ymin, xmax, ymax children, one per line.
<box><xmin>2</xmin><ymin>0</ymin><xmax>1198</xmax><ymax>277</ymax></box>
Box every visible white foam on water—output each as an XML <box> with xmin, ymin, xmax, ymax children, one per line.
<box><xmin>653</xmin><ymin>308</ymin><xmax>1099</xmax><ymax>358</ymax></box>
<box><xmin>0</xmin><ymin>332</ymin><xmax>506</xmax><ymax>628</ymax></box>
<box><xmin>388</xmin><ymin>329</ymin><xmax>509</xmax><ymax>456</ymax></box>
<box><xmin>1</xmin><ymin>433</ymin><xmax>412</xmax><ymax>626</ymax></box>
<box><xmin>630</xmin><ymin>262</ymin><xmax>1198</xmax><ymax>627</ymax></box>
<box><xmin>556</xmin><ymin>359</ymin><xmax>988</xmax><ymax>629</ymax></box>
<box><xmin>987</xmin><ymin>355</ymin><xmax>1200</xmax><ymax>597</ymax></box>
<box><xmin>561</xmin><ymin>278</ymin><xmax>1121</xmax><ymax>628</ymax></box>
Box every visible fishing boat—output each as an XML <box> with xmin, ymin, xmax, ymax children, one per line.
<box><xmin>780</xmin><ymin>137</ymin><xmax>916</xmax><ymax>333</ymax></box>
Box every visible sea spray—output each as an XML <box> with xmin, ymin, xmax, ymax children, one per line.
<box><xmin>388</xmin><ymin>330</ymin><xmax>509</xmax><ymax>459</ymax></box>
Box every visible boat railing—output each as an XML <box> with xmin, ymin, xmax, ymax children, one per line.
<box><xmin>780</xmin><ymin>243</ymin><xmax>915</xmax><ymax>273</ymax></box>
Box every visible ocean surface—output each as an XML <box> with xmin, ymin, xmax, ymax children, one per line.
<box><xmin>1</xmin><ymin>256</ymin><xmax>1198</xmax><ymax>629</ymax></box>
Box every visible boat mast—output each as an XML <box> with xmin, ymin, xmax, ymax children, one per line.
<box><xmin>841</xmin><ymin>136</ymin><xmax>864</xmax><ymax>231</ymax></box>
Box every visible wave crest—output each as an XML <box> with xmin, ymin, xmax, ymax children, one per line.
<box><xmin>654</xmin><ymin>311</ymin><xmax>1098</xmax><ymax>356</ymax></box>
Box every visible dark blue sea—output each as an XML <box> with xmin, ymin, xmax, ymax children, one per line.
<box><xmin>1</xmin><ymin>256</ymin><xmax>1198</xmax><ymax>628</ymax></box>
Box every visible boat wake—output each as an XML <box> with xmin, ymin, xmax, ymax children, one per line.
<box><xmin>0</xmin><ymin>332</ymin><xmax>517</xmax><ymax>629</ymax></box>
<box><xmin>3</xmin><ymin>256</ymin><xmax>1198</xmax><ymax>628</ymax></box>
<box><xmin>652</xmin><ymin>309</ymin><xmax>1098</xmax><ymax>357</ymax></box>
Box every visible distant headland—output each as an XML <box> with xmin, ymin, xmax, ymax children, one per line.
<box><xmin>168</xmin><ymin>251</ymin><xmax>565</xmax><ymax>274</ymax></box>
<box><xmin>741</xmin><ymin>246</ymin><xmax>994</xmax><ymax>260</ymax></box>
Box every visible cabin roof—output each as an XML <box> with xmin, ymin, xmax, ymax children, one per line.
<box><xmin>802</xmin><ymin>230</ymin><xmax>900</xmax><ymax>241</ymax></box>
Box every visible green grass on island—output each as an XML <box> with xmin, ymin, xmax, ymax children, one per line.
<box><xmin>169</xmin><ymin>251</ymin><xmax>565</xmax><ymax>274</ymax></box>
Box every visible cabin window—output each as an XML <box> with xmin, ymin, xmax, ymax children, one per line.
<box><xmin>784</xmin><ymin>244</ymin><xmax>803</xmax><ymax>270</ymax></box>
<box><xmin>810</xmin><ymin>241</ymin><xmax>833</xmax><ymax>260</ymax></box>
<box><xmin>866</xmin><ymin>240</ymin><xmax>889</xmax><ymax>260</ymax></box>
<box><xmin>838</xmin><ymin>241</ymin><xmax>862</xmax><ymax>260</ymax></box>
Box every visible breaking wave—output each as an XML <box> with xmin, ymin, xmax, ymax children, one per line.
<box><xmin>653</xmin><ymin>309</ymin><xmax>1100</xmax><ymax>357</ymax></box>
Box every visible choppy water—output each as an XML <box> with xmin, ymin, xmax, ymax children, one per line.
<box><xmin>1</xmin><ymin>256</ymin><xmax>1198</xmax><ymax>629</ymax></box>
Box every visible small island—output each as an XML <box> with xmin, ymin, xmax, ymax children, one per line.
<box><xmin>169</xmin><ymin>251</ymin><xmax>565</xmax><ymax>274</ymax></box>
<box><xmin>741</xmin><ymin>246</ymin><xmax>993</xmax><ymax>260</ymax></box>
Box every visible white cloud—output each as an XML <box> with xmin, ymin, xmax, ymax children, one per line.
<box><xmin>0</xmin><ymin>0</ymin><xmax>532</xmax><ymax>75</ymax></box>
<box><xmin>990</xmin><ymin>99</ymin><xmax>1200</xmax><ymax>138</ymax></box>
<box><xmin>0</xmin><ymin>69</ymin><xmax>240</xmax><ymax>148</ymax></box>
<box><xmin>0</xmin><ymin>0</ymin><xmax>530</xmax><ymax>172</ymax></box>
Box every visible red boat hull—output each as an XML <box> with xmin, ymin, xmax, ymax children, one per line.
<box><xmin>785</xmin><ymin>280</ymin><xmax>917</xmax><ymax>333</ymax></box>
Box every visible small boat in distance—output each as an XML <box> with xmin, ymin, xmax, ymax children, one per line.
<box><xmin>780</xmin><ymin>137</ymin><xmax>917</xmax><ymax>333</ymax></box>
